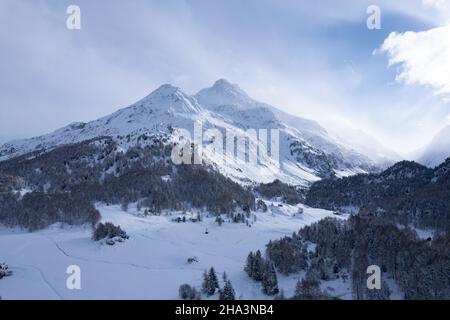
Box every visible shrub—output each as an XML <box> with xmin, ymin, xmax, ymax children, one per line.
<box><xmin>0</xmin><ymin>263</ymin><xmax>12</xmax><ymax>279</ymax></box>
<box><xmin>255</xmin><ymin>180</ymin><xmax>302</xmax><ymax>204</ymax></box>
<box><xmin>179</xmin><ymin>284</ymin><xmax>198</xmax><ymax>300</ymax></box>
<box><xmin>92</xmin><ymin>222</ymin><xmax>128</xmax><ymax>241</ymax></box>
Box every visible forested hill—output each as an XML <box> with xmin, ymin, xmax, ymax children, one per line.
<box><xmin>261</xmin><ymin>215</ymin><xmax>450</xmax><ymax>300</ymax></box>
<box><xmin>305</xmin><ymin>158</ymin><xmax>450</xmax><ymax>230</ymax></box>
<box><xmin>0</xmin><ymin>137</ymin><xmax>255</xmax><ymax>231</ymax></box>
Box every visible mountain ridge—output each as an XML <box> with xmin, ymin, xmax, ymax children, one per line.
<box><xmin>305</xmin><ymin>156</ymin><xmax>450</xmax><ymax>230</ymax></box>
<box><xmin>0</xmin><ymin>79</ymin><xmax>397</xmax><ymax>186</ymax></box>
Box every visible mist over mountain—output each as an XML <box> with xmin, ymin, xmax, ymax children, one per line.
<box><xmin>416</xmin><ymin>125</ymin><xmax>450</xmax><ymax>168</ymax></box>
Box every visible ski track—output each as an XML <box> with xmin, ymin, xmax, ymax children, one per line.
<box><xmin>45</xmin><ymin>234</ymin><xmax>205</xmax><ymax>273</ymax></box>
<box><xmin>16</xmin><ymin>263</ymin><xmax>63</xmax><ymax>300</ymax></box>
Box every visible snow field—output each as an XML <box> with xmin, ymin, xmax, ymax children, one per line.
<box><xmin>0</xmin><ymin>202</ymin><xmax>342</xmax><ymax>300</ymax></box>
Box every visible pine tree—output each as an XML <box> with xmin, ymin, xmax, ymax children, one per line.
<box><xmin>244</xmin><ymin>252</ymin><xmax>254</xmax><ymax>278</ymax></box>
<box><xmin>179</xmin><ymin>284</ymin><xmax>197</xmax><ymax>300</ymax></box>
<box><xmin>261</xmin><ymin>261</ymin><xmax>279</xmax><ymax>296</ymax></box>
<box><xmin>202</xmin><ymin>267</ymin><xmax>219</xmax><ymax>296</ymax></box>
<box><xmin>294</xmin><ymin>273</ymin><xmax>324</xmax><ymax>300</ymax></box>
<box><xmin>201</xmin><ymin>270</ymin><xmax>209</xmax><ymax>295</ymax></box>
<box><xmin>253</xmin><ymin>250</ymin><xmax>264</xmax><ymax>281</ymax></box>
<box><xmin>219</xmin><ymin>280</ymin><xmax>236</xmax><ymax>300</ymax></box>
<box><xmin>207</xmin><ymin>267</ymin><xmax>219</xmax><ymax>295</ymax></box>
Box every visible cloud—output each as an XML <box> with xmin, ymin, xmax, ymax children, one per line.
<box><xmin>378</xmin><ymin>25</ymin><xmax>450</xmax><ymax>98</ymax></box>
<box><xmin>422</xmin><ymin>0</ymin><xmax>449</xmax><ymax>8</ymax></box>
<box><xmin>0</xmin><ymin>0</ymin><xmax>449</xmax><ymax>154</ymax></box>
<box><xmin>0</xmin><ymin>0</ymin><xmax>158</xmax><ymax>140</ymax></box>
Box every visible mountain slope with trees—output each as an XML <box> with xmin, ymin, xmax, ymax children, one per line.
<box><xmin>0</xmin><ymin>136</ymin><xmax>254</xmax><ymax>230</ymax></box>
<box><xmin>261</xmin><ymin>215</ymin><xmax>450</xmax><ymax>300</ymax></box>
<box><xmin>305</xmin><ymin>158</ymin><xmax>450</xmax><ymax>230</ymax></box>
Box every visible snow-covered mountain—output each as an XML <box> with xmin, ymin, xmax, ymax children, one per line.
<box><xmin>417</xmin><ymin>125</ymin><xmax>450</xmax><ymax>168</ymax></box>
<box><xmin>0</xmin><ymin>79</ymin><xmax>393</xmax><ymax>186</ymax></box>
<box><xmin>196</xmin><ymin>79</ymin><xmax>401</xmax><ymax>181</ymax></box>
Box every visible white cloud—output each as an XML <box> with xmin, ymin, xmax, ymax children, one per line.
<box><xmin>378</xmin><ymin>25</ymin><xmax>450</xmax><ymax>98</ymax></box>
<box><xmin>422</xmin><ymin>0</ymin><xmax>449</xmax><ymax>8</ymax></box>
<box><xmin>1</xmin><ymin>0</ymin><xmax>449</xmax><ymax>154</ymax></box>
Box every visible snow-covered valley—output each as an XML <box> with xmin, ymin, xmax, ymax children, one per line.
<box><xmin>0</xmin><ymin>79</ymin><xmax>445</xmax><ymax>301</ymax></box>
<box><xmin>0</xmin><ymin>202</ymin><xmax>348</xmax><ymax>300</ymax></box>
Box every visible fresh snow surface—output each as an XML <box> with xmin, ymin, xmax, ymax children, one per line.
<box><xmin>0</xmin><ymin>202</ymin><xmax>346</xmax><ymax>300</ymax></box>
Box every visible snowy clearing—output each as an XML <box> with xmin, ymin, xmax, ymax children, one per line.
<box><xmin>0</xmin><ymin>202</ymin><xmax>344</xmax><ymax>300</ymax></box>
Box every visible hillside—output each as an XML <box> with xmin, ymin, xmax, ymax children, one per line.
<box><xmin>306</xmin><ymin>158</ymin><xmax>450</xmax><ymax>230</ymax></box>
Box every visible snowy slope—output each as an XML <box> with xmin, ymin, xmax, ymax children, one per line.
<box><xmin>417</xmin><ymin>125</ymin><xmax>450</xmax><ymax>167</ymax></box>
<box><xmin>0</xmin><ymin>84</ymin><xmax>203</xmax><ymax>159</ymax></box>
<box><xmin>0</xmin><ymin>202</ymin><xmax>345</xmax><ymax>300</ymax></box>
<box><xmin>0</xmin><ymin>79</ymin><xmax>391</xmax><ymax>186</ymax></box>
<box><xmin>196</xmin><ymin>80</ymin><xmax>390</xmax><ymax>177</ymax></box>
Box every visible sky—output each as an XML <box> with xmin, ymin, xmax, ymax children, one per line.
<box><xmin>1</xmin><ymin>0</ymin><xmax>450</xmax><ymax>155</ymax></box>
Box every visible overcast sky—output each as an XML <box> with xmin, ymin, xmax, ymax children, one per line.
<box><xmin>1</xmin><ymin>0</ymin><xmax>450</xmax><ymax>154</ymax></box>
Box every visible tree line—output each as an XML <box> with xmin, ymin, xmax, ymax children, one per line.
<box><xmin>260</xmin><ymin>214</ymin><xmax>450</xmax><ymax>300</ymax></box>
<box><xmin>306</xmin><ymin>159</ymin><xmax>450</xmax><ymax>230</ymax></box>
<box><xmin>179</xmin><ymin>267</ymin><xmax>236</xmax><ymax>300</ymax></box>
<box><xmin>0</xmin><ymin>136</ymin><xmax>255</xmax><ymax>230</ymax></box>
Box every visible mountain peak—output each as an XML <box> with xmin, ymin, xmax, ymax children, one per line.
<box><xmin>138</xmin><ymin>83</ymin><xmax>192</xmax><ymax>105</ymax></box>
<box><xmin>211</xmin><ymin>78</ymin><xmax>248</xmax><ymax>96</ymax></box>
<box><xmin>196</xmin><ymin>79</ymin><xmax>254</xmax><ymax>108</ymax></box>
<box><xmin>212</xmin><ymin>78</ymin><xmax>238</xmax><ymax>89</ymax></box>
<box><xmin>150</xmin><ymin>83</ymin><xmax>182</xmax><ymax>97</ymax></box>
<box><xmin>127</xmin><ymin>83</ymin><xmax>201</xmax><ymax>117</ymax></box>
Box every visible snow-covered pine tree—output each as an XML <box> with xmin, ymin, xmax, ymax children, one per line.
<box><xmin>252</xmin><ymin>250</ymin><xmax>264</xmax><ymax>281</ymax></box>
<box><xmin>179</xmin><ymin>284</ymin><xmax>198</xmax><ymax>300</ymax></box>
<box><xmin>261</xmin><ymin>261</ymin><xmax>279</xmax><ymax>296</ymax></box>
<box><xmin>208</xmin><ymin>267</ymin><xmax>220</xmax><ymax>295</ymax></box>
<box><xmin>244</xmin><ymin>252</ymin><xmax>254</xmax><ymax>278</ymax></box>
<box><xmin>201</xmin><ymin>270</ymin><xmax>209</xmax><ymax>295</ymax></box>
<box><xmin>293</xmin><ymin>271</ymin><xmax>327</xmax><ymax>300</ymax></box>
<box><xmin>219</xmin><ymin>280</ymin><xmax>236</xmax><ymax>300</ymax></box>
